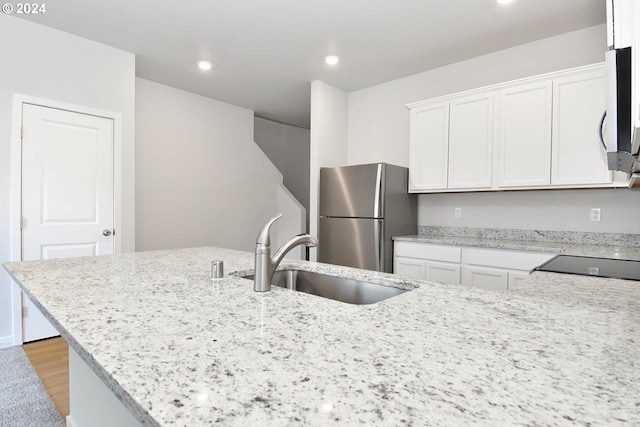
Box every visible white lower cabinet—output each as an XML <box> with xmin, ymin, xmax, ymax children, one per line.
<box><xmin>463</xmin><ymin>266</ymin><xmax>508</xmax><ymax>291</ymax></box>
<box><xmin>394</xmin><ymin>241</ymin><xmax>556</xmax><ymax>291</ymax></box>
<box><xmin>428</xmin><ymin>261</ymin><xmax>461</xmax><ymax>285</ymax></box>
<box><xmin>394</xmin><ymin>241</ymin><xmax>462</xmax><ymax>284</ymax></box>
<box><xmin>395</xmin><ymin>257</ymin><xmax>427</xmax><ymax>279</ymax></box>
<box><xmin>507</xmin><ymin>271</ymin><xmax>530</xmax><ymax>288</ymax></box>
<box><xmin>394</xmin><ymin>257</ymin><xmax>462</xmax><ymax>284</ymax></box>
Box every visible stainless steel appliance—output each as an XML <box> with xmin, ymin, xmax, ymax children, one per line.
<box><xmin>318</xmin><ymin>163</ymin><xmax>417</xmax><ymax>273</ymax></box>
<box><xmin>535</xmin><ymin>255</ymin><xmax>640</xmax><ymax>281</ymax></box>
<box><xmin>603</xmin><ymin>0</ymin><xmax>639</xmax><ymax>173</ymax></box>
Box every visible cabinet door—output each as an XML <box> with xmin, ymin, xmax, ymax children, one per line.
<box><xmin>448</xmin><ymin>93</ymin><xmax>494</xmax><ymax>189</ymax></box>
<box><xmin>463</xmin><ymin>266</ymin><xmax>508</xmax><ymax>291</ymax></box>
<box><xmin>551</xmin><ymin>68</ymin><xmax>612</xmax><ymax>185</ymax></box>
<box><xmin>394</xmin><ymin>257</ymin><xmax>426</xmax><ymax>279</ymax></box>
<box><xmin>427</xmin><ymin>261</ymin><xmax>461</xmax><ymax>284</ymax></box>
<box><xmin>409</xmin><ymin>102</ymin><xmax>449</xmax><ymax>191</ymax></box>
<box><xmin>508</xmin><ymin>271</ymin><xmax>530</xmax><ymax>288</ymax></box>
<box><xmin>497</xmin><ymin>82</ymin><xmax>552</xmax><ymax>187</ymax></box>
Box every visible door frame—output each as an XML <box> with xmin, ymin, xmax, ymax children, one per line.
<box><xmin>9</xmin><ymin>94</ymin><xmax>124</xmax><ymax>345</ymax></box>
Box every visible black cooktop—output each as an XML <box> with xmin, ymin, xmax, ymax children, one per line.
<box><xmin>536</xmin><ymin>255</ymin><xmax>640</xmax><ymax>281</ymax></box>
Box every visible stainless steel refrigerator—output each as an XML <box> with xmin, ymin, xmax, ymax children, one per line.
<box><xmin>318</xmin><ymin>163</ymin><xmax>417</xmax><ymax>273</ymax></box>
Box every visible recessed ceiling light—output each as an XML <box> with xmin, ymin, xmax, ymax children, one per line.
<box><xmin>325</xmin><ymin>55</ymin><xmax>340</xmax><ymax>66</ymax></box>
<box><xmin>496</xmin><ymin>0</ymin><xmax>513</xmax><ymax>4</ymax></box>
<box><xmin>198</xmin><ymin>61</ymin><xmax>212</xmax><ymax>71</ymax></box>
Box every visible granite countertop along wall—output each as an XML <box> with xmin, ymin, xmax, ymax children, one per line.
<box><xmin>394</xmin><ymin>226</ymin><xmax>640</xmax><ymax>260</ymax></box>
<box><xmin>4</xmin><ymin>246</ymin><xmax>640</xmax><ymax>426</ymax></box>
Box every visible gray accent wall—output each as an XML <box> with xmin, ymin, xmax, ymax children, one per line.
<box><xmin>253</xmin><ymin>117</ymin><xmax>310</xmax><ymax>230</ymax></box>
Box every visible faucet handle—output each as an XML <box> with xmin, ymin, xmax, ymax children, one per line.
<box><xmin>256</xmin><ymin>213</ymin><xmax>283</xmax><ymax>247</ymax></box>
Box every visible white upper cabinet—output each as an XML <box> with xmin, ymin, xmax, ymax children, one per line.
<box><xmin>551</xmin><ymin>68</ymin><xmax>612</xmax><ymax>186</ymax></box>
<box><xmin>409</xmin><ymin>102</ymin><xmax>449</xmax><ymax>191</ymax></box>
<box><xmin>497</xmin><ymin>82</ymin><xmax>552</xmax><ymax>188</ymax></box>
<box><xmin>448</xmin><ymin>93</ymin><xmax>494</xmax><ymax>189</ymax></box>
<box><xmin>407</xmin><ymin>63</ymin><xmax>628</xmax><ymax>193</ymax></box>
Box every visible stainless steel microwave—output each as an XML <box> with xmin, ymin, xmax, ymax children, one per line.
<box><xmin>602</xmin><ymin>0</ymin><xmax>639</xmax><ymax>174</ymax></box>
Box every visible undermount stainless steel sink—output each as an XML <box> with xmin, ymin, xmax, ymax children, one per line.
<box><xmin>243</xmin><ymin>269</ymin><xmax>408</xmax><ymax>305</ymax></box>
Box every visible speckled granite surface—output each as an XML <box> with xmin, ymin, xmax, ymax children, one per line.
<box><xmin>4</xmin><ymin>247</ymin><xmax>640</xmax><ymax>426</ymax></box>
<box><xmin>418</xmin><ymin>226</ymin><xmax>640</xmax><ymax>247</ymax></box>
<box><xmin>395</xmin><ymin>226</ymin><xmax>640</xmax><ymax>260</ymax></box>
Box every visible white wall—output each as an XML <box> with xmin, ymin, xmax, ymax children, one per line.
<box><xmin>254</xmin><ymin>117</ymin><xmax>310</xmax><ymax>228</ymax></box>
<box><xmin>344</xmin><ymin>24</ymin><xmax>640</xmax><ymax>234</ymax></box>
<box><xmin>135</xmin><ymin>78</ymin><xmax>284</xmax><ymax>252</ymax></box>
<box><xmin>0</xmin><ymin>15</ymin><xmax>135</xmax><ymax>344</ymax></box>
<box><xmin>419</xmin><ymin>189</ymin><xmax>640</xmax><ymax>234</ymax></box>
<box><xmin>309</xmin><ymin>80</ymin><xmax>349</xmax><ymax>259</ymax></box>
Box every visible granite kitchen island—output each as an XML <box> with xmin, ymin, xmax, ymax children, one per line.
<box><xmin>3</xmin><ymin>246</ymin><xmax>640</xmax><ymax>426</ymax></box>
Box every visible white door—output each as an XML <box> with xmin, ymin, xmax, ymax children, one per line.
<box><xmin>21</xmin><ymin>103</ymin><xmax>115</xmax><ymax>342</ymax></box>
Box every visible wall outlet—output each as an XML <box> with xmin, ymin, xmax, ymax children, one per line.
<box><xmin>454</xmin><ymin>207</ymin><xmax>461</xmax><ymax>218</ymax></box>
<box><xmin>590</xmin><ymin>208</ymin><xmax>601</xmax><ymax>222</ymax></box>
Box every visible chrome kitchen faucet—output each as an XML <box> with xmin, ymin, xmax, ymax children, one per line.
<box><xmin>254</xmin><ymin>213</ymin><xmax>318</xmax><ymax>292</ymax></box>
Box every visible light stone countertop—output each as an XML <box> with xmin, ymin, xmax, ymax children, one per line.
<box><xmin>3</xmin><ymin>246</ymin><xmax>640</xmax><ymax>426</ymax></box>
<box><xmin>394</xmin><ymin>233</ymin><xmax>640</xmax><ymax>261</ymax></box>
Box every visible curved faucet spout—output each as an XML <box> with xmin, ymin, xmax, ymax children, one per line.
<box><xmin>272</xmin><ymin>234</ymin><xmax>318</xmax><ymax>268</ymax></box>
<box><xmin>253</xmin><ymin>214</ymin><xmax>317</xmax><ymax>292</ymax></box>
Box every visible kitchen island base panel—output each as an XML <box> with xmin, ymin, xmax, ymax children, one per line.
<box><xmin>68</xmin><ymin>347</ymin><xmax>142</xmax><ymax>427</ymax></box>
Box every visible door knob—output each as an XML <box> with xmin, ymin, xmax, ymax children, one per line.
<box><xmin>103</xmin><ymin>229</ymin><xmax>113</xmax><ymax>237</ymax></box>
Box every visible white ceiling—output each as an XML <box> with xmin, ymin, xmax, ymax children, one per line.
<box><xmin>17</xmin><ymin>0</ymin><xmax>605</xmax><ymax>128</ymax></box>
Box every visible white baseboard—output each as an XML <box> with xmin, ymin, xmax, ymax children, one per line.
<box><xmin>0</xmin><ymin>335</ymin><xmax>14</xmax><ymax>349</ymax></box>
<box><xmin>66</xmin><ymin>415</ymin><xmax>78</xmax><ymax>427</ymax></box>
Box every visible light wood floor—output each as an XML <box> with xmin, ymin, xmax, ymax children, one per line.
<box><xmin>23</xmin><ymin>336</ymin><xmax>69</xmax><ymax>419</ymax></box>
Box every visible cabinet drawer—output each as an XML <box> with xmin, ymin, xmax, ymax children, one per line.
<box><xmin>465</xmin><ymin>248</ymin><xmax>555</xmax><ymax>271</ymax></box>
<box><xmin>395</xmin><ymin>241</ymin><xmax>462</xmax><ymax>263</ymax></box>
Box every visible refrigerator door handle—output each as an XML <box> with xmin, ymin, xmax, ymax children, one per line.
<box><xmin>373</xmin><ymin>163</ymin><xmax>383</xmax><ymax>218</ymax></box>
<box><xmin>374</xmin><ymin>220</ymin><xmax>382</xmax><ymax>272</ymax></box>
